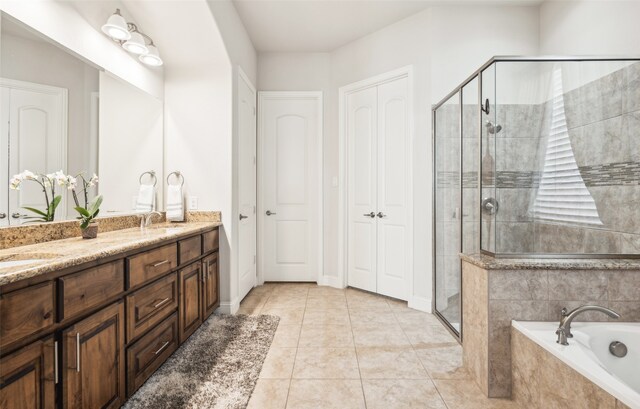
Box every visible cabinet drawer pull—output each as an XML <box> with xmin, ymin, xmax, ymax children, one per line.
<box><xmin>54</xmin><ymin>341</ymin><xmax>59</xmax><ymax>384</ymax></box>
<box><xmin>151</xmin><ymin>260</ymin><xmax>170</xmax><ymax>268</ymax></box>
<box><xmin>76</xmin><ymin>333</ymin><xmax>81</xmax><ymax>373</ymax></box>
<box><xmin>153</xmin><ymin>341</ymin><xmax>170</xmax><ymax>355</ymax></box>
<box><xmin>154</xmin><ymin>298</ymin><xmax>171</xmax><ymax>309</ymax></box>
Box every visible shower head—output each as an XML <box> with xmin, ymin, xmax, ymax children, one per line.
<box><xmin>485</xmin><ymin>120</ymin><xmax>502</xmax><ymax>134</ymax></box>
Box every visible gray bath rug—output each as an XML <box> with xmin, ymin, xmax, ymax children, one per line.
<box><xmin>124</xmin><ymin>314</ymin><xmax>280</xmax><ymax>409</ymax></box>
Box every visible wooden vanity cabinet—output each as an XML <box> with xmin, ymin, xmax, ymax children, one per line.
<box><xmin>0</xmin><ymin>336</ymin><xmax>56</xmax><ymax>409</ymax></box>
<box><xmin>202</xmin><ymin>253</ymin><xmax>219</xmax><ymax>319</ymax></box>
<box><xmin>62</xmin><ymin>302</ymin><xmax>125</xmax><ymax>409</ymax></box>
<box><xmin>0</xmin><ymin>226</ymin><xmax>219</xmax><ymax>409</ymax></box>
<box><xmin>179</xmin><ymin>262</ymin><xmax>203</xmax><ymax>343</ymax></box>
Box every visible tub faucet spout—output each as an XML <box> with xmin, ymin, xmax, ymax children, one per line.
<box><xmin>556</xmin><ymin>305</ymin><xmax>620</xmax><ymax>345</ymax></box>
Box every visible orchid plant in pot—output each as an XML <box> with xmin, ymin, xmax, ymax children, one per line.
<box><xmin>9</xmin><ymin>170</ymin><xmax>71</xmax><ymax>222</ymax></box>
<box><xmin>71</xmin><ymin>174</ymin><xmax>102</xmax><ymax>239</ymax></box>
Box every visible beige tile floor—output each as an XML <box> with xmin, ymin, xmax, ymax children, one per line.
<box><xmin>239</xmin><ymin>283</ymin><xmax>520</xmax><ymax>409</ymax></box>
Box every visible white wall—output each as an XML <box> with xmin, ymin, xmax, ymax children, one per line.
<box><xmin>257</xmin><ymin>5</ymin><xmax>540</xmax><ymax>309</ymax></box>
<box><xmin>539</xmin><ymin>0</ymin><xmax>640</xmax><ymax>56</ymax></box>
<box><xmin>0</xmin><ymin>0</ymin><xmax>163</xmax><ymax>99</ymax></box>
<box><xmin>207</xmin><ymin>0</ymin><xmax>258</xmax><ymax>311</ymax></box>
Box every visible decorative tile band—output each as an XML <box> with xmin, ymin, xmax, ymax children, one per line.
<box><xmin>437</xmin><ymin>161</ymin><xmax>640</xmax><ymax>189</ymax></box>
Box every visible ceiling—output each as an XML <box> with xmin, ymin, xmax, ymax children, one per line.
<box><xmin>232</xmin><ymin>0</ymin><xmax>543</xmax><ymax>53</ymax></box>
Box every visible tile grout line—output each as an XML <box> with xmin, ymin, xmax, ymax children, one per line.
<box><xmin>346</xmin><ymin>291</ymin><xmax>368</xmax><ymax>409</ymax></box>
<box><xmin>284</xmin><ymin>287</ymin><xmax>308</xmax><ymax>409</ymax></box>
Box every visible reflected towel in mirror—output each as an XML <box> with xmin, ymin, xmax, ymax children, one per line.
<box><xmin>135</xmin><ymin>184</ymin><xmax>155</xmax><ymax>213</ymax></box>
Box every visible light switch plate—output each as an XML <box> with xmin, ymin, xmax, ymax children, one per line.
<box><xmin>188</xmin><ymin>196</ymin><xmax>199</xmax><ymax>210</ymax></box>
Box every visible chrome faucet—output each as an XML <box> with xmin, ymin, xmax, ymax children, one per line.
<box><xmin>139</xmin><ymin>211</ymin><xmax>162</xmax><ymax>230</ymax></box>
<box><xmin>556</xmin><ymin>305</ymin><xmax>620</xmax><ymax>345</ymax></box>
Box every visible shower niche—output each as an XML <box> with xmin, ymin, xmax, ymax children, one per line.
<box><xmin>433</xmin><ymin>57</ymin><xmax>640</xmax><ymax>339</ymax></box>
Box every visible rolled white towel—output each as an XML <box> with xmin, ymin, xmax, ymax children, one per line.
<box><xmin>135</xmin><ymin>184</ymin><xmax>155</xmax><ymax>213</ymax></box>
<box><xmin>166</xmin><ymin>184</ymin><xmax>184</xmax><ymax>222</ymax></box>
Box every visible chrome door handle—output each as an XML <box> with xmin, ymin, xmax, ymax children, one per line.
<box><xmin>363</xmin><ymin>212</ymin><xmax>375</xmax><ymax>218</ymax></box>
<box><xmin>54</xmin><ymin>341</ymin><xmax>59</xmax><ymax>384</ymax></box>
<box><xmin>76</xmin><ymin>333</ymin><xmax>81</xmax><ymax>373</ymax></box>
<box><xmin>0</xmin><ymin>212</ymin><xmax>6</xmax><ymax>219</ymax></box>
<box><xmin>377</xmin><ymin>212</ymin><xmax>386</xmax><ymax>218</ymax></box>
<box><xmin>11</xmin><ymin>212</ymin><xmax>22</xmax><ymax>219</ymax></box>
<box><xmin>265</xmin><ymin>210</ymin><xmax>276</xmax><ymax>216</ymax></box>
<box><xmin>239</xmin><ymin>214</ymin><xmax>248</xmax><ymax>220</ymax></box>
<box><xmin>152</xmin><ymin>341</ymin><xmax>170</xmax><ymax>355</ymax></box>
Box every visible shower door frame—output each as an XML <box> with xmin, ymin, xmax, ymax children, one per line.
<box><xmin>432</xmin><ymin>55</ymin><xmax>640</xmax><ymax>341</ymax></box>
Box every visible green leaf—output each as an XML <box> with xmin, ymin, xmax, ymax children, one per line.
<box><xmin>93</xmin><ymin>209</ymin><xmax>100</xmax><ymax>219</ymax></box>
<box><xmin>74</xmin><ymin>207</ymin><xmax>91</xmax><ymax>218</ymax></box>
<box><xmin>80</xmin><ymin>220</ymin><xmax>90</xmax><ymax>229</ymax></box>
<box><xmin>88</xmin><ymin>195</ymin><xmax>103</xmax><ymax>216</ymax></box>
<box><xmin>22</xmin><ymin>207</ymin><xmax>48</xmax><ymax>217</ymax></box>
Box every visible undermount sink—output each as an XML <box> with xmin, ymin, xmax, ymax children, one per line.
<box><xmin>0</xmin><ymin>253</ymin><xmax>58</xmax><ymax>269</ymax></box>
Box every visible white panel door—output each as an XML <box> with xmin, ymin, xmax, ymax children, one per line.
<box><xmin>238</xmin><ymin>72</ymin><xmax>257</xmax><ymax>301</ymax></box>
<box><xmin>4</xmin><ymin>84</ymin><xmax>67</xmax><ymax>225</ymax></box>
<box><xmin>260</xmin><ymin>93</ymin><xmax>322</xmax><ymax>282</ymax></box>
<box><xmin>346</xmin><ymin>86</ymin><xmax>378</xmax><ymax>292</ymax></box>
<box><xmin>376</xmin><ymin>77</ymin><xmax>410</xmax><ymax>300</ymax></box>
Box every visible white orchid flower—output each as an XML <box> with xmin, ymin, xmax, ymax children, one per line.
<box><xmin>22</xmin><ymin>170</ymin><xmax>37</xmax><ymax>180</ymax></box>
<box><xmin>89</xmin><ymin>173</ymin><xmax>99</xmax><ymax>186</ymax></box>
<box><xmin>9</xmin><ymin>175</ymin><xmax>22</xmax><ymax>190</ymax></box>
<box><xmin>66</xmin><ymin>175</ymin><xmax>77</xmax><ymax>190</ymax></box>
<box><xmin>51</xmin><ymin>170</ymin><xmax>67</xmax><ymax>186</ymax></box>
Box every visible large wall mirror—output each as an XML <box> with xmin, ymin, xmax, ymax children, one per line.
<box><xmin>0</xmin><ymin>12</ymin><xmax>163</xmax><ymax>227</ymax></box>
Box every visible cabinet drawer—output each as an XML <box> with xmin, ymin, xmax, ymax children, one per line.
<box><xmin>126</xmin><ymin>273</ymin><xmax>178</xmax><ymax>342</ymax></box>
<box><xmin>0</xmin><ymin>281</ymin><xmax>55</xmax><ymax>350</ymax></box>
<box><xmin>127</xmin><ymin>244</ymin><xmax>177</xmax><ymax>289</ymax></box>
<box><xmin>203</xmin><ymin>229</ymin><xmax>219</xmax><ymax>253</ymax></box>
<box><xmin>60</xmin><ymin>260</ymin><xmax>125</xmax><ymax>321</ymax></box>
<box><xmin>179</xmin><ymin>235</ymin><xmax>202</xmax><ymax>265</ymax></box>
<box><xmin>126</xmin><ymin>312</ymin><xmax>178</xmax><ymax>395</ymax></box>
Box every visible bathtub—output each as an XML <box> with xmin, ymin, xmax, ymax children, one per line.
<box><xmin>512</xmin><ymin>321</ymin><xmax>640</xmax><ymax>409</ymax></box>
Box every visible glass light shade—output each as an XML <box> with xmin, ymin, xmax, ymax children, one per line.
<box><xmin>139</xmin><ymin>44</ymin><xmax>163</xmax><ymax>67</ymax></box>
<box><xmin>122</xmin><ymin>32</ymin><xmax>148</xmax><ymax>55</ymax></box>
<box><xmin>101</xmin><ymin>12</ymin><xmax>131</xmax><ymax>41</ymax></box>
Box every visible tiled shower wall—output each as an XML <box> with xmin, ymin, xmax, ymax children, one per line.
<box><xmin>492</xmin><ymin>61</ymin><xmax>640</xmax><ymax>255</ymax></box>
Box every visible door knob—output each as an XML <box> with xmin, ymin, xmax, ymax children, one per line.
<box><xmin>266</xmin><ymin>210</ymin><xmax>276</xmax><ymax>216</ymax></box>
<box><xmin>0</xmin><ymin>212</ymin><xmax>6</xmax><ymax>219</ymax></box>
<box><xmin>11</xmin><ymin>213</ymin><xmax>22</xmax><ymax>219</ymax></box>
<box><xmin>239</xmin><ymin>214</ymin><xmax>248</xmax><ymax>220</ymax></box>
<box><xmin>377</xmin><ymin>212</ymin><xmax>386</xmax><ymax>218</ymax></box>
<box><xmin>363</xmin><ymin>212</ymin><xmax>375</xmax><ymax>218</ymax></box>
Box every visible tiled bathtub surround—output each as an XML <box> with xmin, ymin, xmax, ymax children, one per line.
<box><xmin>511</xmin><ymin>327</ymin><xmax>634</xmax><ymax>409</ymax></box>
<box><xmin>0</xmin><ymin>211</ymin><xmax>221</xmax><ymax>250</ymax></box>
<box><xmin>461</xmin><ymin>255</ymin><xmax>640</xmax><ymax>398</ymax></box>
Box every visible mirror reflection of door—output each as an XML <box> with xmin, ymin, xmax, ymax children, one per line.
<box><xmin>0</xmin><ymin>79</ymin><xmax>68</xmax><ymax>225</ymax></box>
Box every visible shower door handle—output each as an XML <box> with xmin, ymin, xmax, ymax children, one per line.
<box><xmin>377</xmin><ymin>212</ymin><xmax>386</xmax><ymax>218</ymax></box>
<box><xmin>363</xmin><ymin>212</ymin><xmax>375</xmax><ymax>218</ymax></box>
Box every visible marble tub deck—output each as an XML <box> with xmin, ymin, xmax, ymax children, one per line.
<box><xmin>0</xmin><ymin>221</ymin><xmax>221</xmax><ymax>287</ymax></box>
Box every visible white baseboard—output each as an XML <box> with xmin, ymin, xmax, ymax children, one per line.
<box><xmin>217</xmin><ymin>297</ymin><xmax>240</xmax><ymax>315</ymax></box>
<box><xmin>408</xmin><ymin>295</ymin><xmax>432</xmax><ymax>313</ymax></box>
<box><xmin>317</xmin><ymin>275</ymin><xmax>344</xmax><ymax>289</ymax></box>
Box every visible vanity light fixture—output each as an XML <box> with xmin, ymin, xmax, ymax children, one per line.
<box><xmin>101</xmin><ymin>9</ymin><xmax>163</xmax><ymax>67</ymax></box>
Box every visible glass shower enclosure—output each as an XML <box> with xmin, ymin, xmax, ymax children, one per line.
<box><xmin>433</xmin><ymin>57</ymin><xmax>640</xmax><ymax>339</ymax></box>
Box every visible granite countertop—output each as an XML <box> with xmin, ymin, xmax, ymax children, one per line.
<box><xmin>0</xmin><ymin>221</ymin><xmax>222</xmax><ymax>287</ymax></box>
<box><xmin>460</xmin><ymin>253</ymin><xmax>640</xmax><ymax>270</ymax></box>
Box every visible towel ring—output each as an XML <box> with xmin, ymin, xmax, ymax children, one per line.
<box><xmin>167</xmin><ymin>171</ymin><xmax>184</xmax><ymax>187</ymax></box>
<box><xmin>139</xmin><ymin>170</ymin><xmax>157</xmax><ymax>187</ymax></box>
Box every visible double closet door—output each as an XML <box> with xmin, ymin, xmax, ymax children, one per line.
<box><xmin>346</xmin><ymin>76</ymin><xmax>411</xmax><ymax>301</ymax></box>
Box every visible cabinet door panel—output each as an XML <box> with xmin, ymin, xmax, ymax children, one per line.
<box><xmin>63</xmin><ymin>301</ymin><xmax>125</xmax><ymax>409</ymax></box>
<box><xmin>125</xmin><ymin>272</ymin><xmax>178</xmax><ymax>342</ymax></box>
<box><xmin>0</xmin><ymin>281</ymin><xmax>55</xmax><ymax>350</ymax></box>
<box><xmin>0</xmin><ymin>336</ymin><xmax>55</xmax><ymax>409</ymax></box>
<box><xmin>201</xmin><ymin>253</ymin><xmax>219</xmax><ymax>319</ymax></box>
<box><xmin>179</xmin><ymin>263</ymin><xmax>202</xmax><ymax>343</ymax></box>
